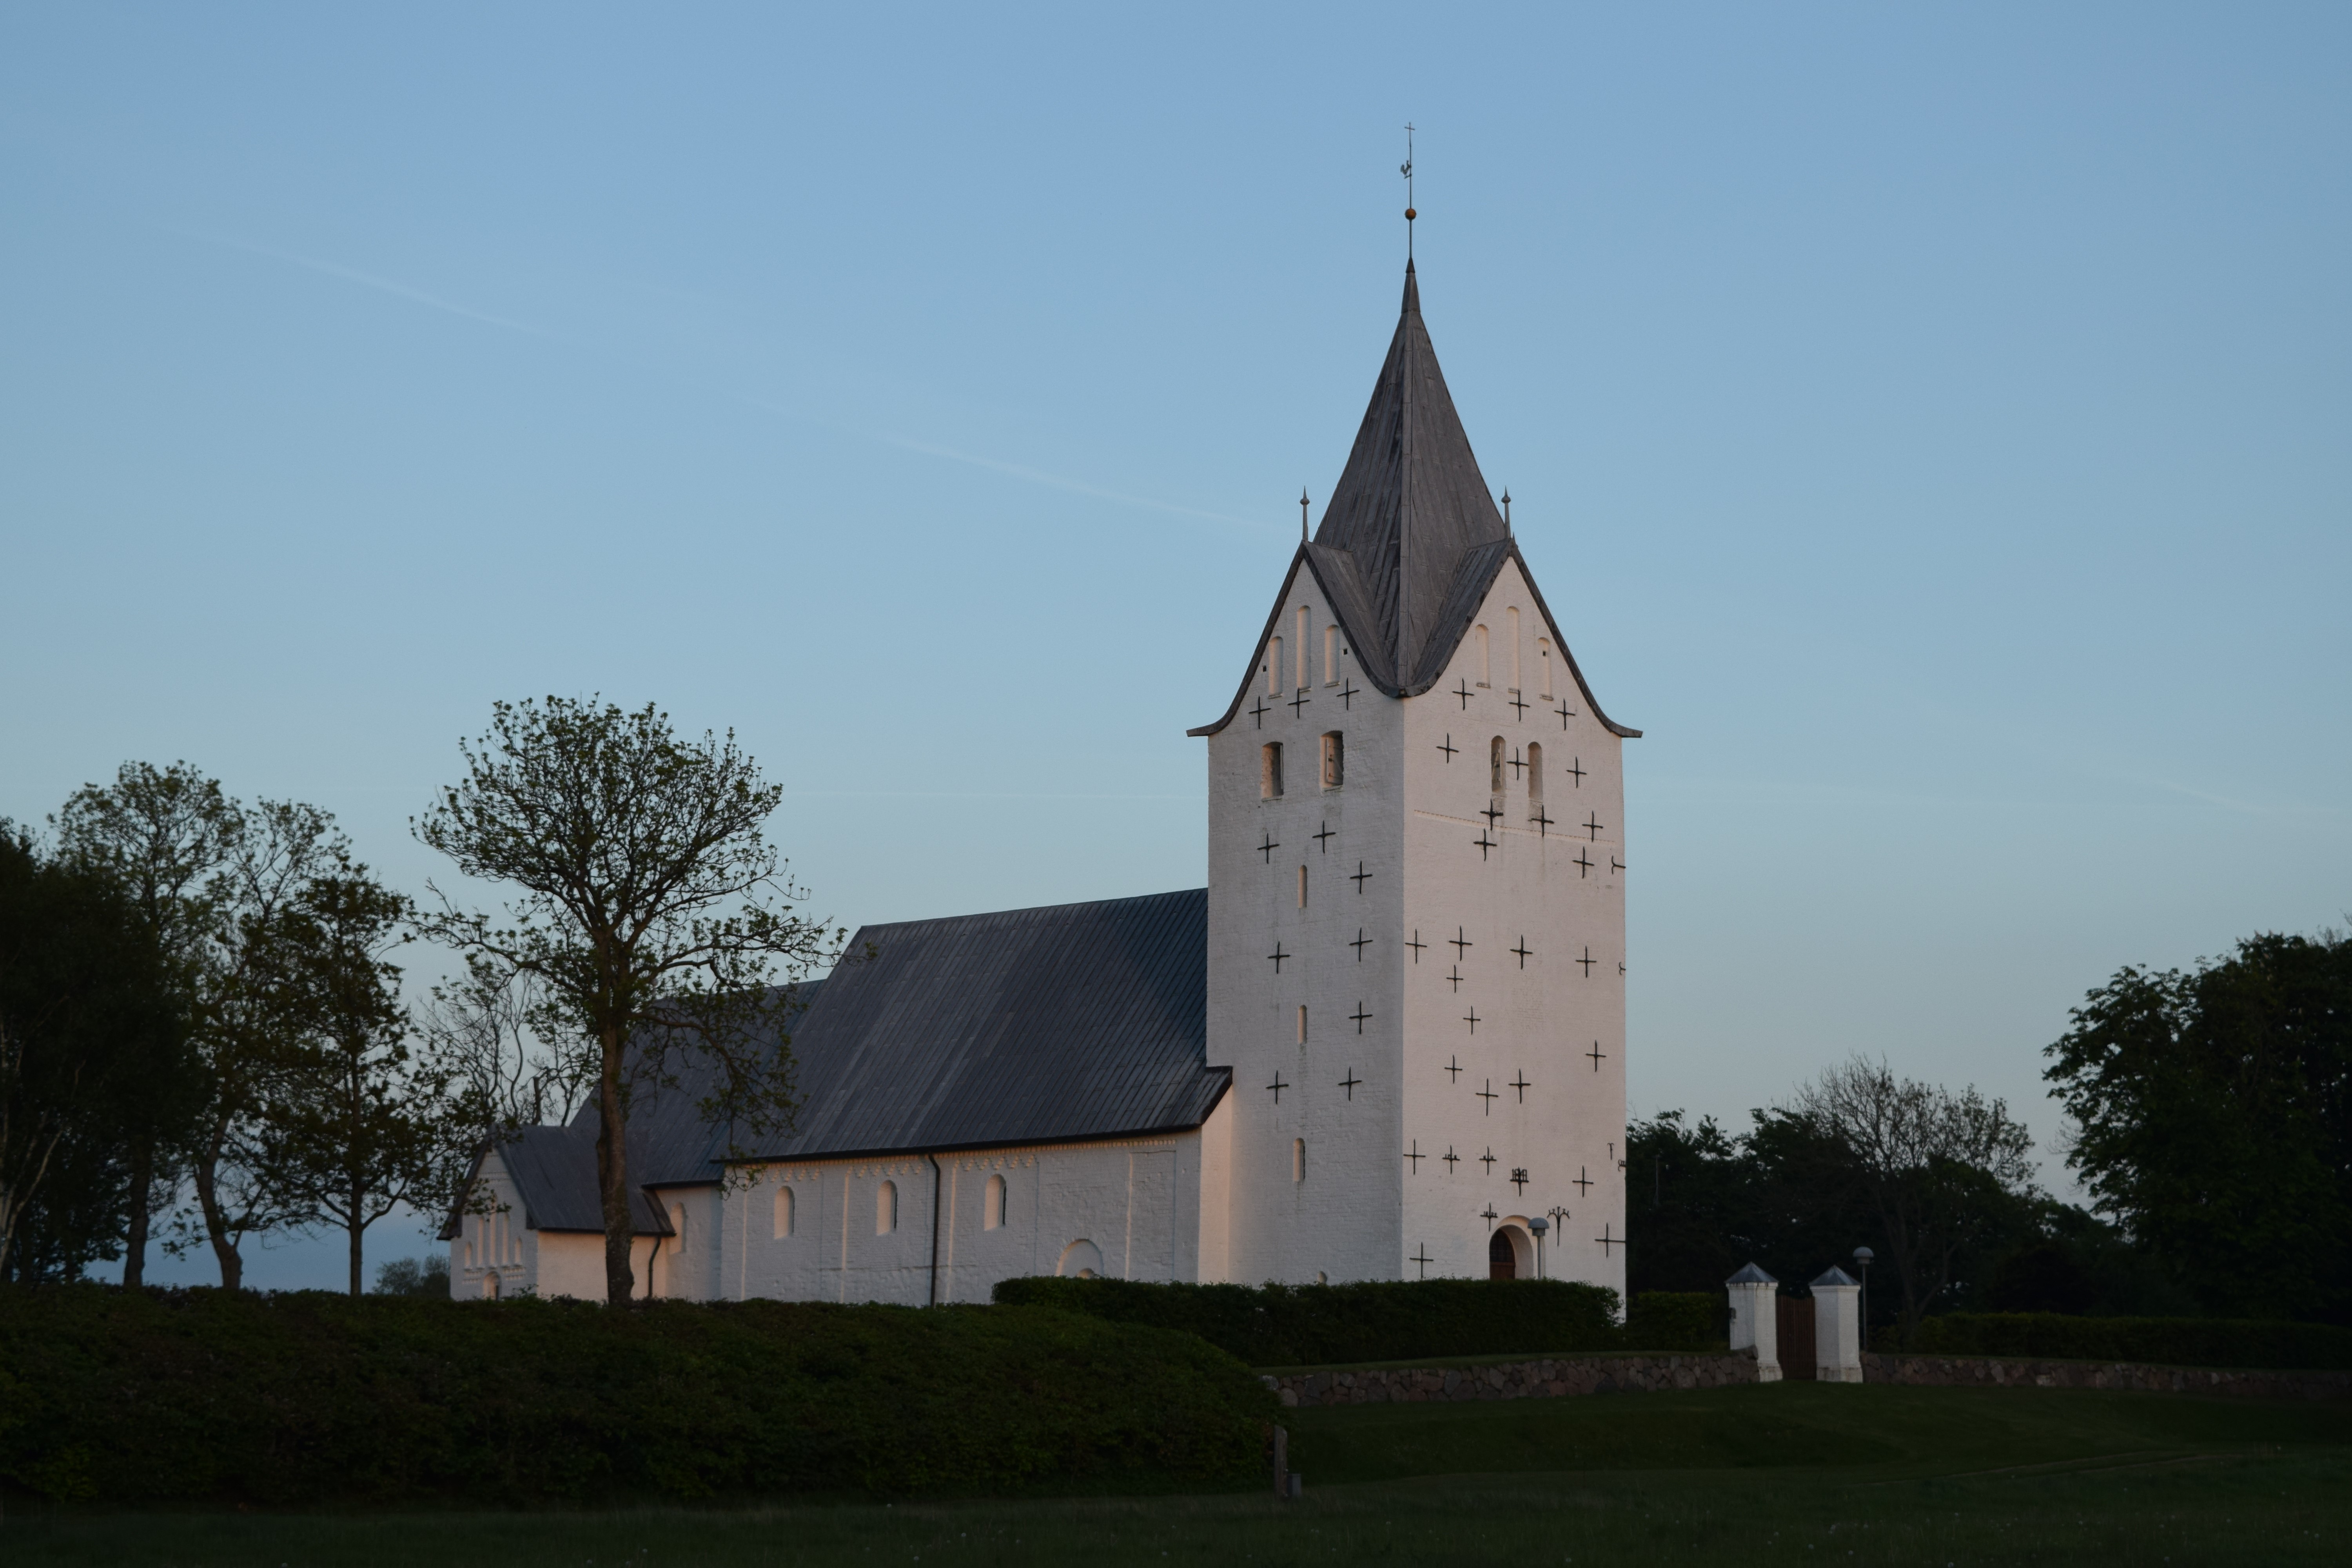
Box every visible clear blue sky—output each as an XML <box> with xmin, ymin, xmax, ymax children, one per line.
<box><xmin>4</xmin><ymin>4</ymin><xmax>2346</xmax><ymax>1288</ymax></box>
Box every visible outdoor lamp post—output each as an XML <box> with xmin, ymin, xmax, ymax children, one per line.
<box><xmin>1528</xmin><ymin>1215</ymin><xmax>1548</xmax><ymax>1279</ymax></box>
<box><xmin>1852</xmin><ymin>1247</ymin><xmax>1874</xmax><ymax>1349</ymax></box>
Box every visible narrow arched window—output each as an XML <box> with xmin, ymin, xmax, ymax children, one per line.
<box><xmin>984</xmin><ymin>1173</ymin><xmax>1007</xmax><ymax>1230</ymax></box>
<box><xmin>1267</xmin><ymin>637</ymin><xmax>1283</xmax><ymax>696</ymax></box>
<box><xmin>1297</xmin><ymin>1004</ymin><xmax>1308</xmax><ymax>1043</ymax></box>
<box><xmin>773</xmin><ymin>1185</ymin><xmax>794</xmax><ymax>1240</ymax></box>
<box><xmin>1321</xmin><ymin>731</ymin><xmax>1343</xmax><ymax>789</ymax></box>
<box><xmin>1537</xmin><ymin>638</ymin><xmax>1554</xmax><ymax>698</ymax></box>
<box><xmin>669</xmin><ymin>1202</ymin><xmax>688</xmax><ymax>1256</ymax></box>
<box><xmin>1296</xmin><ymin>607</ymin><xmax>1310</xmax><ymax>688</ymax></box>
<box><xmin>1475</xmin><ymin>624</ymin><xmax>1490</xmax><ymax>687</ymax></box>
<box><xmin>1490</xmin><ymin>737</ymin><xmax>1506</xmax><ymax>795</ymax></box>
<box><xmin>1323</xmin><ymin>625</ymin><xmax>1338</xmax><ymax>685</ymax></box>
<box><xmin>1508</xmin><ymin>608</ymin><xmax>1521</xmax><ymax>691</ymax></box>
<box><xmin>877</xmin><ymin>1180</ymin><xmax>898</xmax><ymax>1235</ymax></box>
<box><xmin>1261</xmin><ymin>742</ymin><xmax>1284</xmax><ymax>799</ymax></box>
<box><xmin>1297</xmin><ymin>865</ymin><xmax>1308</xmax><ymax>908</ymax></box>
<box><xmin>1527</xmin><ymin>742</ymin><xmax>1544</xmax><ymax>809</ymax></box>
<box><xmin>1293</xmin><ymin>1138</ymin><xmax>1306</xmax><ymax>1184</ymax></box>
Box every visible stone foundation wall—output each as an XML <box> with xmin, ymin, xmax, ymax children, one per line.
<box><xmin>1864</xmin><ymin>1352</ymin><xmax>2352</xmax><ymax>1401</ymax></box>
<box><xmin>1265</xmin><ymin>1352</ymin><xmax>1759</xmax><ymax>1408</ymax></box>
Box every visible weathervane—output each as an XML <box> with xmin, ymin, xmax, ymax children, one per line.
<box><xmin>1401</xmin><ymin>123</ymin><xmax>1417</xmax><ymax>258</ymax></box>
<box><xmin>1300</xmin><ymin>488</ymin><xmax>1311</xmax><ymax>542</ymax></box>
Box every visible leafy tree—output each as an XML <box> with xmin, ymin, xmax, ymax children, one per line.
<box><xmin>2046</xmin><ymin>930</ymin><xmax>2352</xmax><ymax>1323</ymax></box>
<box><xmin>248</xmin><ymin>866</ymin><xmax>457</xmax><ymax>1296</ymax></box>
<box><xmin>372</xmin><ymin>1253</ymin><xmax>451</xmax><ymax>1297</ymax></box>
<box><xmin>51</xmin><ymin>762</ymin><xmax>233</xmax><ymax>1285</ymax></box>
<box><xmin>415</xmin><ymin>698</ymin><xmax>840</xmax><ymax>1306</ymax></box>
<box><xmin>0</xmin><ymin>827</ymin><xmax>183</xmax><ymax>1279</ymax></box>
<box><xmin>173</xmin><ymin>799</ymin><xmax>352</xmax><ymax>1289</ymax></box>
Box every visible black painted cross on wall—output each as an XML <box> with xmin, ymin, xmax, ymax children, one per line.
<box><xmin>1508</xmin><ymin>692</ymin><xmax>1530</xmax><ymax>719</ymax></box>
<box><xmin>1577</xmin><ymin>946</ymin><xmax>1597</xmax><ymax>977</ymax></box>
<box><xmin>1338</xmin><ymin>1069</ymin><xmax>1363</xmax><ymax>1100</ymax></box>
<box><xmin>1289</xmin><ymin>687</ymin><xmax>1311</xmax><ymax>717</ymax></box>
<box><xmin>1313</xmin><ymin>821</ymin><xmax>1334</xmax><ymax>853</ymax></box>
<box><xmin>1510</xmin><ymin>936</ymin><xmax>1532</xmax><ymax>968</ymax></box>
<box><xmin>1481</xmin><ymin>1150</ymin><xmax>1498</xmax><ymax>1176</ymax></box>
<box><xmin>1586</xmin><ymin>1040</ymin><xmax>1607</xmax><ymax>1071</ymax></box>
<box><xmin>1554</xmin><ymin>701</ymin><xmax>1575</xmax><ymax>729</ymax></box>
<box><xmin>1476</xmin><ymin>1078</ymin><xmax>1498</xmax><ymax>1112</ymax></box>
<box><xmin>1406</xmin><ymin>929</ymin><xmax>1426</xmax><ymax>962</ymax></box>
<box><xmin>1583</xmin><ymin>812</ymin><xmax>1604</xmax><ymax>842</ymax></box>
<box><xmin>1573</xmin><ymin>1165</ymin><xmax>1594</xmax><ymax>1195</ymax></box>
<box><xmin>1510</xmin><ymin>1167</ymin><xmax>1530</xmax><ymax>1194</ymax></box>
<box><xmin>1454</xmin><ymin>678</ymin><xmax>1475</xmax><ymax>710</ymax></box>
<box><xmin>1443</xmin><ymin>1146</ymin><xmax>1461</xmax><ymax>1172</ymax></box>
<box><xmin>1257</xmin><ymin>831</ymin><xmax>1279</xmax><ymax>864</ymax></box>
<box><xmin>1474</xmin><ymin>829</ymin><xmax>1499</xmax><ymax>860</ymax></box>
<box><xmin>1566</xmin><ymin>757</ymin><xmax>1586</xmax><ymax>787</ymax></box>
<box><xmin>1445</xmin><ymin>1054</ymin><xmax>1463</xmax><ymax>1082</ymax></box>
<box><xmin>1267</xmin><ymin>942</ymin><xmax>1289</xmax><ymax>973</ymax></box>
<box><xmin>1351</xmin><ymin>928</ymin><xmax>1372</xmax><ymax>960</ymax></box>
<box><xmin>1351</xmin><ymin>860</ymin><xmax>1372</xmax><ymax>893</ymax></box>
<box><xmin>1573</xmin><ymin>848</ymin><xmax>1593</xmax><ymax>878</ymax></box>
<box><xmin>1404</xmin><ymin>1140</ymin><xmax>1424</xmax><ymax>1172</ymax></box>
<box><xmin>1350</xmin><ymin>1002</ymin><xmax>1372</xmax><ymax>1034</ymax></box>
<box><xmin>1464</xmin><ymin>1007</ymin><xmax>1482</xmax><ymax>1036</ymax></box>
<box><xmin>1266</xmin><ymin>1073</ymin><xmax>1288</xmax><ymax>1103</ymax></box>
<box><xmin>1446</xmin><ymin>965</ymin><xmax>1466</xmax><ymax>993</ymax></box>
<box><xmin>1450</xmin><ymin>927</ymin><xmax>1474</xmax><ymax>957</ymax></box>
<box><xmin>1339</xmin><ymin>679</ymin><xmax>1359</xmax><ymax>710</ymax></box>
<box><xmin>1436</xmin><ymin>734</ymin><xmax>1458</xmax><ymax>762</ymax></box>
<box><xmin>1251</xmin><ymin>699</ymin><xmax>1272</xmax><ymax>729</ymax></box>
<box><xmin>1510</xmin><ymin>1072</ymin><xmax>1531</xmax><ymax>1103</ymax></box>
<box><xmin>1412</xmin><ymin>1244</ymin><xmax>1433</xmax><ymax>1277</ymax></box>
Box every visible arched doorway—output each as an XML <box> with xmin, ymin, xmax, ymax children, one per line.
<box><xmin>1489</xmin><ymin>1229</ymin><xmax>1515</xmax><ymax>1280</ymax></box>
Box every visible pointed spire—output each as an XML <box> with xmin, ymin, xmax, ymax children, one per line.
<box><xmin>1308</xmin><ymin>261</ymin><xmax>1505</xmax><ymax>690</ymax></box>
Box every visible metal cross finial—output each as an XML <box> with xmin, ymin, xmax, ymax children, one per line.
<box><xmin>1300</xmin><ymin>488</ymin><xmax>1310</xmax><ymax>542</ymax></box>
<box><xmin>1501</xmin><ymin>489</ymin><xmax>1511</xmax><ymax>531</ymax></box>
<box><xmin>1401</xmin><ymin>124</ymin><xmax>1417</xmax><ymax>256</ymax></box>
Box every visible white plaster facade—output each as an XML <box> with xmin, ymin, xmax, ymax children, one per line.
<box><xmin>1206</xmin><ymin>556</ymin><xmax>1626</xmax><ymax>1296</ymax></box>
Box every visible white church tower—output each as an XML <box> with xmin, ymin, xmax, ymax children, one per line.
<box><xmin>1191</xmin><ymin>260</ymin><xmax>1639</xmax><ymax>1295</ymax></box>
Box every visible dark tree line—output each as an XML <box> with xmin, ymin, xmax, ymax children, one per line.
<box><xmin>0</xmin><ymin>700</ymin><xmax>837</xmax><ymax>1302</ymax></box>
<box><xmin>1628</xmin><ymin>927</ymin><xmax>2351</xmax><ymax>1337</ymax></box>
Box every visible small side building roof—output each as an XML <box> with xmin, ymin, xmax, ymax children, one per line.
<box><xmin>442</xmin><ymin>889</ymin><xmax>1227</xmax><ymax>1238</ymax></box>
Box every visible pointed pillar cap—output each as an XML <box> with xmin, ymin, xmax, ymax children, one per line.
<box><xmin>1727</xmin><ymin>1262</ymin><xmax>1778</xmax><ymax>1286</ymax></box>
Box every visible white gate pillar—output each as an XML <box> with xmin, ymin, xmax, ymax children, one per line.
<box><xmin>1726</xmin><ymin>1262</ymin><xmax>1780</xmax><ymax>1382</ymax></box>
<box><xmin>1810</xmin><ymin>1267</ymin><xmax>1863</xmax><ymax>1382</ymax></box>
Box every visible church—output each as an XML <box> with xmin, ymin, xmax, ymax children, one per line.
<box><xmin>445</xmin><ymin>259</ymin><xmax>1638</xmax><ymax>1305</ymax></box>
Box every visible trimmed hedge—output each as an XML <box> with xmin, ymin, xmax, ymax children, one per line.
<box><xmin>1624</xmin><ymin>1291</ymin><xmax>1723</xmax><ymax>1352</ymax></box>
<box><xmin>1906</xmin><ymin>1312</ymin><xmax>2352</xmax><ymax>1370</ymax></box>
<box><xmin>993</xmin><ymin>1276</ymin><xmax>1626</xmax><ymax>1365</ymax></box>
<box><xmin>0</xmin><ymin>1285</ymin><xmax>1275</xmax><ymax>1505</ymax></box>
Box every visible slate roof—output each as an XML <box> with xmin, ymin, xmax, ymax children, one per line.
<box><xmin>444</xmin><ymin>892</ymin><xmax>1227</xmax><ymax>1237</ymax></box>
<box><xmin>1191</xmin><ymin>261</ymin><xmax>1639</xmax><ymax>738</ymax></box>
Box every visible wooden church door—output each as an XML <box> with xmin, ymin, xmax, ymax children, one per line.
<box><xmin>1488</xmin><ymin>1230</ymin><xmax>1515</xmax><ymax>1280</ymax></box>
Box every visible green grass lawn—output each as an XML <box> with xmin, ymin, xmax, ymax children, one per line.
<box><xmin>7</xmin><ymin>1383</ymin><xmax>2347</xmax><ymax>1566</ymax></box>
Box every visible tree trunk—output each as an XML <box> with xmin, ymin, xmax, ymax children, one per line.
<box><xmin>597</xmin><ymin>1026</ymin><xmax>634</xmax><ymax>1307</ymax></box>
<box><xmin>191</xmin><ymin>1128</ymin><xmax>243</xmax><ymax>1291</ymax></box>
<box><xmin>123</xmin><ymin>1138</ymin><xmax>153</xmax><ymax>1289</ymax></box>
<box><xmin>348</xmin><ymin>1198</ymin><xmax>365</xmax><ymax>1298</ymax></box>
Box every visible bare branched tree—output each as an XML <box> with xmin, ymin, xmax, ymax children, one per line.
<box><xmin>1790</xmin><ymin>1055</ymin><xmax>2039</xmax><ymax>1341</ymax></box>
<box><xmin>419</xmin><ymin>958</ymin><xmax>596</xmax><ymax>1148</ymax></box>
